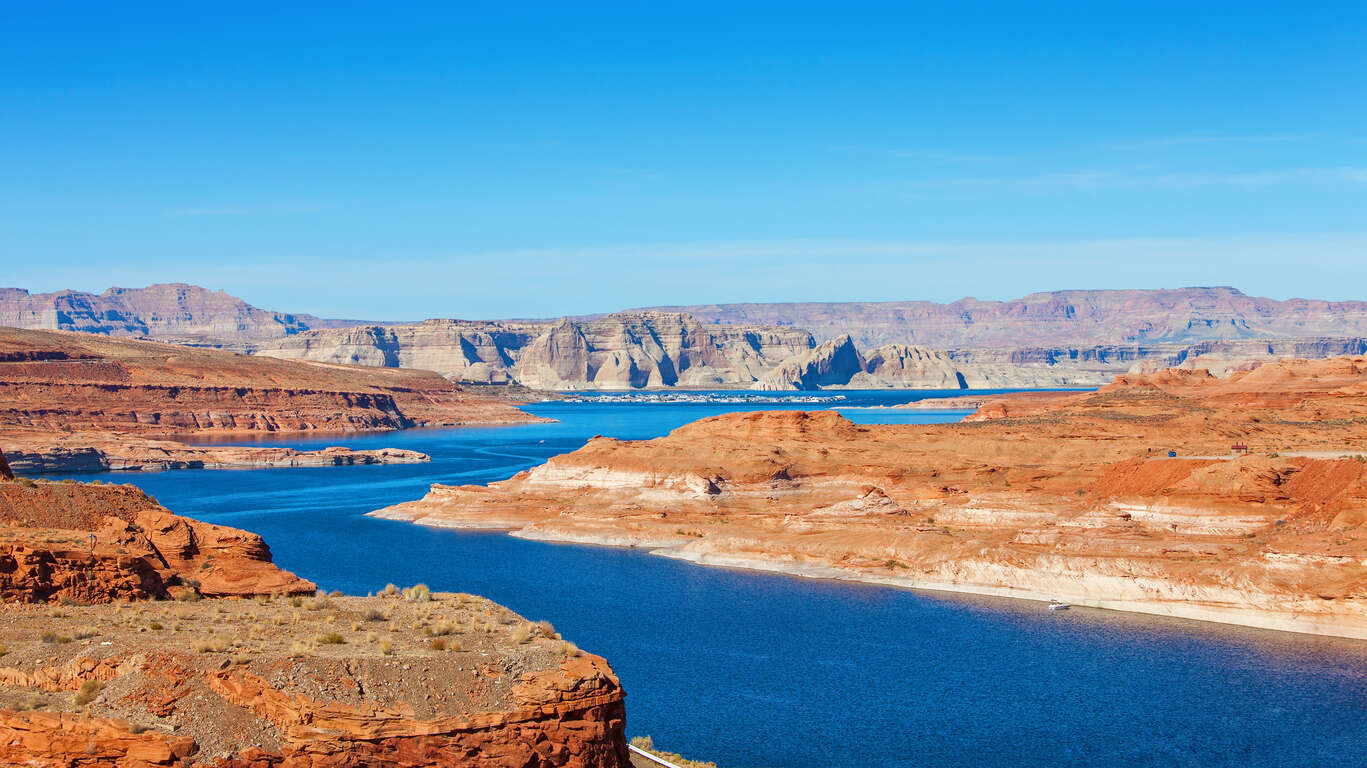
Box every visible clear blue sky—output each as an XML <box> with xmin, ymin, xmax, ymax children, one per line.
<box><xmin>2</xmin><ymin>2</ymin><xmax>1364</xmax><ymax>319</ymax></box>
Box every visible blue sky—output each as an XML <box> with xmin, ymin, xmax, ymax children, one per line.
<box><xmin>2</xmin><ymin>2</ymin><xmax>1364</xmax><ymax>319</ymax></box>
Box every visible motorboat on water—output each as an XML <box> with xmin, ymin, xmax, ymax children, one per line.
<box><xmin>1048</xmin><ymin>601</ymin><xmax>1071</xmax><ymax>611</ymax></box>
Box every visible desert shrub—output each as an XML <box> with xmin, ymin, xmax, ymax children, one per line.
<box><xmin>176</xmin><ymin>589</ymin><xmax>202</xmax><ymax>603</ymax></box>
<box><xmin>381</xmin><ymin>583</ymin><xmax>400</xmax><ymax>597</ymax></box>
<box><xmin>425</xmin><ymin>621</ymin><xmax>456</xmax><ymax>637</ymax></box>
<box><xmin>73</xmin><ymin>626</ymin><xmax>99</xmax><ymax>640</ymax></box>
<box><xmin>40</xmin><ymin>631</ymin><xmax>72</xmax><ymax>644</ymax></box>
<box><xmin>628</xmin><ymin>736</ymin><xmax>717</xmax><ymax>768</ymax></box>
<box><xmin>290</xmin><ymin>596</ymin><xmax>303</xmax><ymax>608</ymax></box>
<box><xmin>362</xmin><ymin>607</ymin><xmax>388</xmax><ymax>622</ymax></box>
<box><xmin>379</xmin><ymin>638</ymin><xmax>394</xmax><ymax>655</ymax></box>
<box><xmin>428</xmin><ymin>637</ymin><xmax>447</xmax><ymax>651</ymax></box>
<box><xmin>316</xmin><ymin>632</ymin><xmax>345</xmax><ymax>645</ymax></box>
<box><xmin>328</xmin><ymin>589</ymin><xmax>343</xmax><ymax>597</ymax></box>
<box><xmin>535</xmin><ymin>620</ymin><xmax>558</xmax><ymax>639</ymax></box>
<box><xmin>510</xmin><ymin>623</ymin><xmax>534</xmax><ymax>644</ymax></box>
<box><xmin>194</xmin><ymin>637</ymin><xmax>229</xmax><ymax>653</ymax></box>
<box><xmin>403</xmin><ymin>584</ymin><xmax>431</xmax><ymax>603</ymax></box>
<box><xmin>307</xmin><ymin>598</ymin><xmax>333</xmax><ymax>611</ymax></box>
<box><xmin>289</xmin><ymin>641</ymin><xmax>310</xmax><ymax>656</ymax></box>
<box><xmin>74</xmin><ymin>680</ymin><xmax>104</xmax><ymax>706</ymax></box>
<box><xmin>148</xmin><ymin>621</ymin><xmax>164</xmax><ymax>631</ymax></box>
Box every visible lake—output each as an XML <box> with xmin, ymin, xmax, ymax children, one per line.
<box><xmin>49</xmin><ymin>390</ymin><xmax>1367</xmax><ymax>767</ymax></box>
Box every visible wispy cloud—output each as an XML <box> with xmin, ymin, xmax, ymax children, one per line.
<box><xmin>1104</xmin><ymin>134</ymin><xmax>1309</xmax><ymax>150</ymax></box>
<box><xmin>900</xmin><ymin>166</ymin><xmax>1367</xmax><ymax>194</ymax></box>
<box><xmin>167</xmin><ymin>203</ymin><xmax>323</xmax><ymax>218</ymax></box>
<box><xmin>169</xmin><ymin>207</ymin><xmax>250</xmax><ymax>217</ymax></box>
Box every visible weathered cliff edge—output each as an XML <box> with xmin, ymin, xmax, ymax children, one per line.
<box><xmin>374</xmin><ymin>357</ymin><xmax>1367</xmax><ymax>638</ymax></box>
<box><xmin>0</xmin><ymin>326</ymin><xmax>541</xmax><ymax>473</ymax></box>
<box><xmin>255</xmin><ymin>312</ymin><xmax>1367</xmax><ymax>392</ymax></box>
<box><xmin>0</xmin><ymin>477</ymin><xmax>630</xmax><ymax>767</ymax></box>
<box><xmin>254</xmin><ymin>313</ymin><xmax>816</xmax><ymax>389</ymax></box>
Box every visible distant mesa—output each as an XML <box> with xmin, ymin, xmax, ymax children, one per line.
<box><xmin>5</xmin><ymin>283</ymin><xmax>1367</xmax><ymax>391</ymax></box>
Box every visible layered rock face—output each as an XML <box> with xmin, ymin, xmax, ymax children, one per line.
<box><xmin>0</xmin><ymin>478</ymin><xmax>630</xmax><ymax>767</ymax></box>
<box><xmin>257</xmin><ymin>312</ymin><xmax>817</xmax><ymax>390</ymax></box>
<box><xmin>0</xmin><ymin>283</ymin><xmax>362</xmax><ymax>347</ymax></box>
<box><xmin>638</xmin><ymin>286</ymin><xmax>1367</xmax><ymax>349</ymax></box>
<box><xmin>375</xmin><ymin>357</ymin><xmax>1367</xmax><ymax>638</ymax></box>
<box><xmin>0</xmin><ymin>327</ymin><xmax>537</xmax><ymax>434</ymax></box>
<box><xmin>0</xmin><ymin>327</ymin><xmax>540</xmax><ymax>472</ymax></box>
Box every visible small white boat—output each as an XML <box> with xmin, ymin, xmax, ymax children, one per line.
<box><xmin>1048</xmin><ymin>601</ymin><xmax>1071</xmax><ymax>611</ymax></box>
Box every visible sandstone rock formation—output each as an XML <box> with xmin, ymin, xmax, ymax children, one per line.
<box><xmin>0</xmin><ymin>478</ymin><xmax>315</xmax><ymax>602</ymax></box>
<box><xmin>0</xmin><ymin>594</ymin><xmax>628</xmax><ymax>767</ymax></box>
<box><xmin>257</xmin><ymin>312</ymin><xmax>816</xmax><ymax>390</ymax></box>
<box><xmin>636</xmin><ymin>287</ymin><xmax>1367</xmax><ymax>349</ymax></box>
<box><xmin>374</xmin><ymin>357</ymin><xmax>1367</xmax><ymax>638</ymax></box>
<box><xmin>9</xmin><ymin>284</ymin><xmax>1367</xmax><ymax>391</ymax></box>
<box><xmin>0</xmin><ymin>478</ymin><xmax>630</xmax><ymax>767</ymax></box>
<box><xmin>0</xmin><ymin>283</ymin><xmax>364</xmax><ymax>347</ymax></box>
<box><xmin>0</xmin><ymin>327</ymin><xmax>539</xmax><ymax>434</ymax></box>
<box><xmin>4</xmin><ymin>439</ymin><xmax>429</xmax><ymax>474</ymax></box>
<box><xmin>0</xmin><ymin>327</ymin><xmax>541</xmax><ymax>473</ymax></box>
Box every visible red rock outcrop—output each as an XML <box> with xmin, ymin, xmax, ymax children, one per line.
<box><xmin>0</xmin><ymin>479</ymin><xmax>315</xmax><ymax>602</ymax></box>
<box><xmin>0</xmin><ymin>594</ymin><xmax>630</xmax><ymax>767</ymax></box>
<box><xmin>375</xmin><ymin>357</ymin><xmax>1367</xmax><ymax>638</ymax></box>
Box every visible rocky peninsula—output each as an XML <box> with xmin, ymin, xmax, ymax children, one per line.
<box><xmin>374</xmin><ymin>357</ymin><xmax>1367</xmax><ymax>638</ymax></box>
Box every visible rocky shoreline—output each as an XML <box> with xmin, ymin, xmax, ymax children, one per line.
<box><xmin>371</xmin><ymin>357</ymin><xmax>1367</xmax><ymax>640</ymax></box>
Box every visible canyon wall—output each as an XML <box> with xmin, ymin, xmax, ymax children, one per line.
<box><xmin>9</xmin><ymin>283</ymin><xmax>1367</xmax><ymax>391</ymax></box>
<box><xmin>635</xmin><ymin>286</ymin><xmax>1367</xmax><ymax>349</ymax></box>
<box><xmin>255</xmin><ymin>312</ymin><xmax>818</xmax><ymax>390</ymax></box>
<box><xmin>0</xmin><ymin>327</ymin><xmax>540</xmax><ymax>473</ymax></box>
<box><xmin>373</xmin><ymin>357</ymin><xmax>1367</xmax><ymax>638</ymax></box>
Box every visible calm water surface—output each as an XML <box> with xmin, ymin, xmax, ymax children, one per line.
<box><xmin>51</xmin><ymin>390</ymin><xmax>1367</xmax><ymax>767</ymax></box>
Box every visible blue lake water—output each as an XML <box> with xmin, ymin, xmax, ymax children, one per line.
<box><xmin>49</xmin><ymin>390</ymin><xmax>1367</xmax><ymax>767</ymax></box>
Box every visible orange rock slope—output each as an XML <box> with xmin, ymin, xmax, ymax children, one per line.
<box><xmin>376</xmin><ymin>357</ymin><xmax>1367</xmax><ymax>638</ymax></box>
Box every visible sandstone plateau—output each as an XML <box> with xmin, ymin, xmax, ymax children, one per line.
<box><xmin>375</xmin><ymin>357</ymin><xmax>1367</xmax><ymax>638</ymax></box>
<box><xmin>638</xmin><ymin>286</ymin><xmax>1367</xmax><ymax>349</ymax></box>
<box><xmin>0</xmin><ymin>475</ymin><xmax>631</xmax><ymax>767</ymax></box>
<box><xmin>0</xmin><ymin>327</ymin><xmax>540</xmax><ymax>474</ymax></box>
<box><xmin>9</xmin><ymin>284</ymin><xmax>1367</xmax><ymax>390</ymax></box>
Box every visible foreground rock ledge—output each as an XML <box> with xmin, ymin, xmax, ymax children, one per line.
<box><xmin>0</xmin><ymin>478</ymin><xmax>630</xmax><ymax>766</ymax></box>
<box><xmin>0</xmin><ymin>594</ymin><xmax>629</xmax><ymax>767</ymax></box>
<box><xmin>374</xmin><ymin>357</ymin><xmax>1367</xmax><ymax>639</ymax></box>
